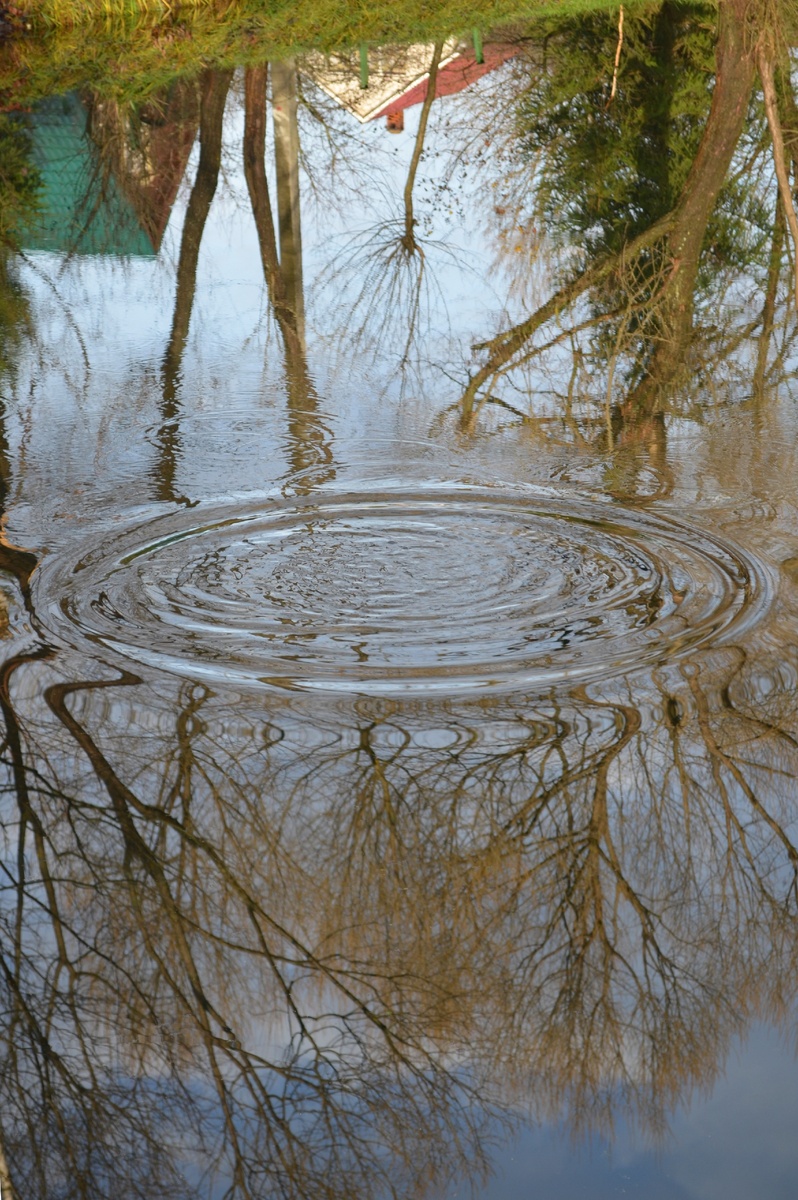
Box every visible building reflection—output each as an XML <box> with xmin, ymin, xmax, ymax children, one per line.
<box><xmin>24</xmin><ymin>83</ymin><xmax>198</xmax><ymax>257</ymax></box>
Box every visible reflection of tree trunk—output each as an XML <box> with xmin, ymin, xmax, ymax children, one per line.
<box><xmin>0</xmin><ymin>1122</ymin><xmax>17</xmax><ymax>1200</ymax></box>
<box><xmin>604</xmin><ymin>407</ymin><xmax>673</xmax><ymax>501</ymax></box>
<box><xmin>156</xmin><ymin>69</ymin><xmax>232</xmax><ymax>504</ymax></box>
<box><xmin>271</xmin><ymin>60</ymin><xmax>304</xmax><ymax>346</ymax></box>
<box><xmin>760</xmin><ymin>50</ymin><xmax>798</xmax><ymax>315</ymax></box>
<box><xmin>0</xmin><ymin>393</ymin><xmax>11</xmax><ymax>520</ymax></box>
<box><xmin>163</xmin><ymin>69</ymin><xmax>232</xmax><ymax>383</ymax></box>
<box><xmin>244</xmin><ymin>66</ymin><xmax>300</xmax><ymax>357</ymax></box>
<box><xmin>243</xmin><ymin>66</ymin><xmax>333</xmax><ymax>484</ymax></box>
<box><xmin>753</xmin><ymin>193</ymin><xmax>784</xmax><ymax>408</ymax></box>
<box><xmin>637</xmin><ymin>2</ymin><xmax>676</xmax><ymax>213</ymax></box>
<box><xmin>402</xmin><ymin>42</ymin><xmax>444</xmax><ymax>254</ymax></box>
<box><xmin>620</xmin><ymin>0</ymin><xmax>754</xmax><ymax>417</ymax></box>
<box><xmin>650</xmin><ymin>0</ymin><xmax>755</xmax><ymax>354</ymax></box>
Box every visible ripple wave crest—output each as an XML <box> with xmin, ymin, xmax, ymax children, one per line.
<box><xmin>37</xmin><ymin>486</ymin><xmax>770</xmax><ymax>694</ymax></box>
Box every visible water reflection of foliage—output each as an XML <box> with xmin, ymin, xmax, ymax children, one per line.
<box><xmin>0</xmin><ymin>114</ymin><xmax>40</xmax><ymax>250</ymax></box>
<box><xmin>0</xmin><ymin>115</ymin><xmax>39</xmax><ymax>382</ymax></box>
<box><xmin>520</xmin><ymin>4</ymin><xmax>721</xmax><ymax>259</ymax></box>
<box><xmin>0</xmin><ymin>257</ymin><xmax>31</xmax><ymax>382</ymax></box>
<box><xmin>517</xmin><ymin>3</ymin><xmax>770</xmax><ymax>361</ymax></box>
<box><xmin>458</xmin><ymin>0</ymin><xmax>791</xmax><ymax>432</ymax></box>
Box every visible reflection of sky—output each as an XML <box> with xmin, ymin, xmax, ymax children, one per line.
<box><xmin>459</xmin><ymin>1023</ymin><xmax>798</xmax><ymax>1199</ymax></box>
<box><xmin>6</xmin><ymin>72</ymin><xmax>571</xmax><ymax>558</ymax></box>
<box><xmin>12</xmin><ymin>84</ymin><xmax>513</xmax><ymax>519</ymax></box>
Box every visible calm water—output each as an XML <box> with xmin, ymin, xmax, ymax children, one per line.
<box><xmin>2</xmin><ymin>5</ymin><xmax>798</xmax><ymax>1196</ymax></box>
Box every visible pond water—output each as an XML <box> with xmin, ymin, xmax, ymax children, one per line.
<box><xmin>2</xmin><ymin>4</ymin><xmax>798</xmax><ymax>1197</ymax></box>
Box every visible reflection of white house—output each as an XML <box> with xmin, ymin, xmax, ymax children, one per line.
<box><xmin>301</xmin><ymin>39</ymin><xmax>520</xmax><ymax>128</ymax></box>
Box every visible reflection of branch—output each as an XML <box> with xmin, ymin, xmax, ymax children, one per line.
<box><xmin>686</xmin><ymin>665</ymin><xmax>798</xmax><ymax>891</ymax></box>
<box><xmin>402</xmin><ymin>42</ymin><xmax>444</xmax><ymax>254</ymax></box>
<box><xmin>461</xmin><ymin>215</ymin><xmax>673</xmax><ymax>419</ymax></box>
<box><xmin>17</xmin><ymin>252</ymin><xmax>91</xmax><ymax>385</ymax></box>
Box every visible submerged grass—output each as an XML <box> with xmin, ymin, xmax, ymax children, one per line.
<box><xmin>1</xmin><ymin>0</ymin><xmax>649</xmax><ymax>105</ymax></box>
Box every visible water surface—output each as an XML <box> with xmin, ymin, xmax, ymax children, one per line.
<box><xmin>1</xmin><ymin>4</ymin><xmax>798</xmax><ymax>1196</ymax></box>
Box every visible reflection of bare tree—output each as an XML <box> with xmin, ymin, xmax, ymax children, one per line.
<box><xmin>0</xmin><ymin>662</ymin><xmax>493</xmax><ymax>1199</ymax></box>
<box><xmin>155</xmin><ymin>69</ymin><xmax>232</xmax><ymax>505</ymax></box>
<box><xmin>320</xmin><ymin>41</ymin><xmax>453</xmax><ymax>373</ymax></box>
<box><xmin>1</xmin><ymin>618</ymin><xmax>798</xmax><ymax>1197</ymax></box>
<box><xmin>400</xmin><ymin>41</ymin><xmax>443</xmax><ymax>258</ymax></box>
<box><xmin>293</xmin><ymin>664</ymin><xmax>798</xmax><ymax>1136</ymax></box>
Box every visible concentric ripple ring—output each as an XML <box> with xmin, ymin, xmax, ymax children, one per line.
<box><xmin>35</xmin><ymin>485</ymin><xmax>771</xmax><ymax>695</ymax></box>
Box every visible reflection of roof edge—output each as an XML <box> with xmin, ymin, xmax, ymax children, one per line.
<box><xmin>371</xmin><ymin>43</ymin><xmax>521</xmax><ymax>119</ymax></box>
<box><xmin>306</xmin><ymin>50</ymin><xmax>463</xmax><ymax>122</ymax></box>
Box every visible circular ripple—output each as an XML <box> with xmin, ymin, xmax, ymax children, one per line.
<box><xmin>36</xmin><ymin>486</ymin><xmax>771</xmax><ymax>695</ymax></box>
